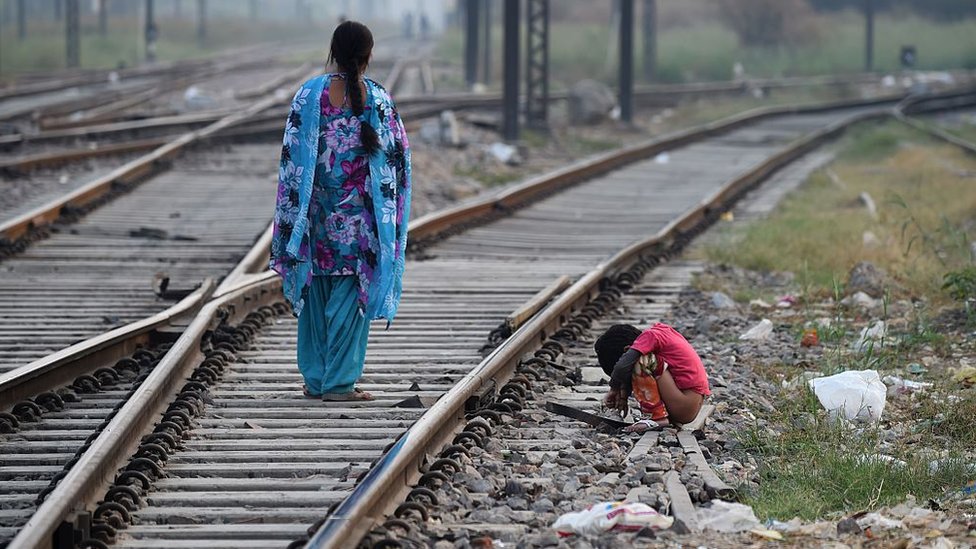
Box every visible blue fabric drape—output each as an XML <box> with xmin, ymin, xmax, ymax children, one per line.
<box><xmin>297</xmin><ymin>275</ymin><xmax>370</xmax><ymax>395</ymax></box>
<box><xmin>271</xmin><ymin>74</ymin><xmax>411</xmax><ymax>323</ymax></box>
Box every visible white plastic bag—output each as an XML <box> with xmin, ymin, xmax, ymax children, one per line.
<box><xmin>697</xmin><ymin>501</ymin><xmax>761</xmax><ymax>533</ymax></box>
<box><xmin>739</xmin><ymin>319</ymin><xmax>773</xmax><ymax>340</ymax></box>
<box><xmin>552</xmin><ymin>501</ymin><xmax>673</xmax><ymax>536</ymax></box>
<box><xmin>808</xmin><ymin>370</ymin><xmax>886</xmax><ymax>422</ymax></box>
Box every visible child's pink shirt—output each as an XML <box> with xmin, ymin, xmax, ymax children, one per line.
<box><xmin>629</xmin><ymin>323</ymin><xmax>711</xmax><ymax>396</ymax></box>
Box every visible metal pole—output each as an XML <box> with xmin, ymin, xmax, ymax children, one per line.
<box><xmin>864</xmin><ymin>0</ymin><xmax>874</xmax><ymax>72</ymax></box>
<box><xmin>54</xmin><ymin>0</ymin><xmax>63</xmax><ymax>20</ymax></box>
<box><xmin>641</xmin><ymin>0</ymin><xmax>655</xmax><ymax>81</ymax></box>
<box><xmin>502</xmin><ymin>0</ymin><xmax>519</xmax><ymax>142</ymax></box>
<box><xmin>196</xmin><ymin>0</ymin><xmax>206</xmax><ymax>45</ymax></box>
<box><xmin>481</xmin><ymin>0</ymin><xmax>491</xmax><ymax>84</ymax></box>
<box><xmin>145</xmin><ymin>0</ymin><xmax>158</xmax><ymax>63</ymax></box>
<box><xmin>618</xmin><ymin>0</ymin><xmax>634</xmax><ymax>123</ymax></box>
<box><xmin>65</xmin><ymin>0</ymin><xmax>80</xmax><ymax>68</ymax></box>
<box><xmin>464</xmin><ymin>0</ymin><xmax>480</xmax><ymax>88</ymax></box>
<box><xmin>525</xmin><ymin>0</ymin><xmax>549</xmax><ymax>128</ymax></box>
<box><xmin>17</xmin><ymin>0</ymin><xmax>26</xmax><ymax>41</ymax></box>
<box><xmin>98</xmin><ymin>0</ymin><xmax>107</xmax><ymax>36</ymax></box>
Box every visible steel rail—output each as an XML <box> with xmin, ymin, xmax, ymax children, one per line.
<box><xmin>893</xmin><ymin>88</ymin><xmax>976</xmax><ymax>155</ymax></box>
<box><xmin>0</xmin><ymin>69</ymin><xmax>319</xmax><ymax>246</ymax></box>
<box><xmin>303</xmin><ymin>101</ymin><xmax>893</xmax><ymax>548</ymax></box>
<box><xmin>5</xmin><ymin>276</ymin><xmax>284</xmax><ymax>549</ymax></box>
<box><xmin>407</xmin><ymin>93</ymin><xmax>904</xmax><ymax>245</ymax></box>
<box><xmin>0</xmin><ymin>280</ymin><xmax>214</xmax><ymax>408</ymax></box>
<box><xmin>6</xmin><ymin>88</ymin><xmax>970</xmax><ymax>549</ymax></box>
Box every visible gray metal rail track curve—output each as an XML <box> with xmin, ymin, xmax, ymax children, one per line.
<box><xmin>43</xmin><ymin>102</ymin><xmax>890</xmax><ymax>549</ymax></box>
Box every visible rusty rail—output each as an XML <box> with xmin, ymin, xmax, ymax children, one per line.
<box><xmin>305</xmin><ymin>103</ymin><xmax>896</xmax><ymax>549</ymax></box>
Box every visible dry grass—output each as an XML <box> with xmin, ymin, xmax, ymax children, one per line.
<box><xmin>701</xmin><ymin>121</ymin><xmax>976</xmax><ymax>302</ymax></box>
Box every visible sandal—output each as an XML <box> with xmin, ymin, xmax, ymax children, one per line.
<box><xmin>303</xmin><ymin>385</ymin><xmax>322</xmax><ymax>399</ymax></box>
<box><xmin>322</xmin><ymin>387</ymin><xmax>374</xmax><ymax>402</ymax></box>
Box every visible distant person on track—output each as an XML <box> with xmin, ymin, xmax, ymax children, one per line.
<box><xmin>595</xmin><ymin>323</ymin><xmax>711</xmax><ymax>431</ymax></box>
<box><xmin>271</xmin><ymin>21</ymin><xmax>411</xmax><ymax>402</ymax></box>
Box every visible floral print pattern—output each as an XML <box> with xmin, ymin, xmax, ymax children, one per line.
<box><xmin>271</xmin><ymin>73</ymin><xmax>411</xmax><ymax>320</ymax></box>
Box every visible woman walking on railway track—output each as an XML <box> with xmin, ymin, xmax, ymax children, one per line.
<box><xmin>271</xmin><ymin>21</ymin><xmax>411</xmax><ymax>402</ymax></box>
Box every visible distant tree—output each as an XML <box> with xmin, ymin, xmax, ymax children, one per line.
<box><xmin>716</xmin><ymin>0</ymin><xmax>821</xmax><ymax>47</ymax></box>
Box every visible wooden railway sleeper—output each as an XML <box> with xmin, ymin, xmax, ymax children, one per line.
<box><xmin>88</xmin><ymin>522</ymin><xmax>117</xmax><ymax>544</ymax></box>
<box><xmin>80</xmin><ymin>314</ymin><xmax>263</xmax><ymax>542</ymax></box>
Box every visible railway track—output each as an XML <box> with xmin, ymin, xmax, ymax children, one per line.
<box><xmin>2</xmin><ymin>85</ymin><xmax>974</xmax><ymax>549</ymax></box>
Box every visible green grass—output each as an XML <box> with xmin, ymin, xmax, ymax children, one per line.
<box><xmin>740</xmin><ymin>385</ymin><xmax>974</xmax><ymax>521</ymax></box>
<box><xmin>439</xmin><ymin>13</ymin><xmax>976</xmax><ymax>85</ymax></box>
<box><xmin>700</xmin><ymin>121</ymin><xmax>976</xmax><ymax>302</ymax></box>
<box><xmin>0</xmin><ymin>17</ymin><xmax>315</xmax><ymax>75</ymax></box>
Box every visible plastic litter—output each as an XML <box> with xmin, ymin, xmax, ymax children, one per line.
<box><xmin>749</xmin><ymin>298</ymin><xmax>772</xmax><ymax>309</ymax></box>
<box><xmin>552</xmin><ymin>502</ymin><xmax>673</xmax><ymax>536</ymax></box>
<box><xmin>801</xmin><ymin>328</ymin><xmax>819</xmax><ymax>347</ymax></box>
<box><xmin>653</xmin><ymin>152</ymin><xmax>670</xmax><ymax>164</ymax></box>
<box><xmin>720</xmin><ymin>211</ymin><xmax>734</xmax><ymax>222</ymax></box>
<box><xmin>750</xmin><ymin>528</ymin><xmax>783</xmax><ymax>540</ymax></box>
<box><xmin>882</xmin><ymin>375</ymin><xmax>933</xmax><ymax>396</ymax></box>
<box><xmin>775</xmin><ymin>294</ymin><xmax>797</xmax><ymax>308</ymax></box>
<box><xmin>711</xmin><ymin>292</ymin><xmax>737</xmax><ymax>310</ymax></box>
<box><xmin>852</xmin><ymin>320</ymin><xmax>887</xmax><ymax>352</ymax></box>
<box><xmin>908</xmin><ymin>363</ymin><xmax>928</xmax><ymax>375</ymax></box>
<box><xmin>951</xmin><ymin>365</ymin><xmax>976</xmax><ymax>386</ymax></box>
<box><xmin>808</xmin><ymin>370</ymin><xmax>886</xmax><ymax>422</ymax></box>
<box><xmin>697</xmin><ymin>501</ymin><xmax>761</xmax><ymax>533</ymax></box>
<box><xmin>856</xmin><ymin>512</ymin><xmax>905</xmax><ymax>530</ymax></box>
<box><xmin>841</xmin><ymin>291</ymin><xmax>881</xmax><ymax>310</ymax></box>
<box><xmin>488</xmin><ymin>142</ymin><xmax>521</xmax><ymax>165</ymax></box>
<box><xmin>739</xmin><ymin>319</ymin><xmax>773</xmax><ymax>341</ymax></box>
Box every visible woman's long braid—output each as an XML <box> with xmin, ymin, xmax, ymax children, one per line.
<box><xmin>329</xmin><ymin>20</ymin><xmax>380</xmax><ymax>155</ymax></box>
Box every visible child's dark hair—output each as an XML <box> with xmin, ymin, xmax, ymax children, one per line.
<box><xmin>327</xmin><ymin>20</ymin><xmax>379</xmax><ymax>155</ymax></box>
<box><xmin>594</xmin><ymin>324</ymin><xmax>641</xmax><ymax>375</ymax></box>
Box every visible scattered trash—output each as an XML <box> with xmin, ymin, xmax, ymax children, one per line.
<box><xmin>882</xmin><ymin>375</ymin><xmax>933</xmax><ymax>396</ymax></box>
<box><xmin>739</xmin><ymin>319</ymin><xmax>773</xmax><ymax>341</ymax></box>
<box><xmin>862</xmin><ymin>230</ymin><xmax>880</xmax><ymax>248</ymax></box>
<box><xmin>697</xmin><ymin>501</ymin><xmax>761</xmax><ymax>533</ymax></box>
<box><xmin>859</xmin><ymin>191</ymin><xmax>879</xmax><ymax>220</ymax></box>
<box><xmin>711</xmin><ymin>292</ymin><xmax>737</xmax><ymax>310</ymax></box>
<box><xmin>439</xmin><ymin>110</ymin><xmax>462</xmax><ymax>147</ymax></box>
<box><xmin>950</xmin><ymin>365</ymin><xmax>976</xmax><ymax>386</ymax></box>
<box><xmin>840</xmin><ymin>291</ymin><xmax>881</xmax><ymax>310</ymax></box>
<box><xmin>107</xmin><ymin>71</ymin><xmax>119</xmax><ymax>85</ymax></box>
<box><xmin>653</xmin><ymin>152</ymin><xmax>670</xmax><ymax>165</ymax></box>
<box><xmin>750</xmin><ymin>528</ymin><xmax>783</xmax><ymax>540</ymax></box>
<box><xmin>856</xmin><ymin>453</ymin><xmax>907</xmax><ymax>468</ymax></box>
<box><xmin>719</xmin><ymin>211</ymin><xmax>734</xmax><ymax>221</ymax></box>
<box><xmin>783</xmin><ymin>371</ymin><xmax>820</xmax><ymax>390</ymax></box>
<box><xmin>961</xmin><ymin>481</ymin><xmax>976</xmax><ymax>496</ymax></box>
<box><xmin>808</xmin><ymin>369</ymin><xmax>886</xmax><ymax>422</ymax></box>
<box><xmin>775</xmin><ymin>294</ymin><xmax>797</xmax><ymax>308</ymax></box>
<box><xmin>856</xmin><ymin>512</ymin><xmax>904</xmax><ymax>531</ymax></box>
<box><xmin>183</xmin><ymin>85</ymin><xmax>217</xmax><ymax>109</ymax></box>
<box><xmin>908</xmin><ymin>363</ymin><xmax>928</xmax><ymax>375</ymax></box>
<box><xmin>801</xmin><ymin>328</ymin><xmax>819</xmax><ymax>347</ymax></box>
<box><xmin>552</xmin><ymin>502</ymin><xmax>673</xmax><ymax>536</ymax></box>
<box><xmin>749</xmin><ymin>298</ymin><xmax>771</xmax><ymax>309</ymax></box>
<box><xmin>852</xmin><ymin>320</ymin><xmax>887</xmax><ymax>352</ymax></box>
<box><xmin>487</xmin><ymin>142</ymin><xmax>521</xmax><ymax>166</ymax></box>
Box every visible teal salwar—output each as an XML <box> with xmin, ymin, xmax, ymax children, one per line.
<box><xmin>297</xmin><ymin>275</ymin><xmax>370</xmax><ymax>395</ymax></box>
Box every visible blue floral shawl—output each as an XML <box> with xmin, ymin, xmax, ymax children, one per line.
<box><xmin>270</xmin><ymin>74</ymin><xmax>411</xmax><ymax>322</ymax></box>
